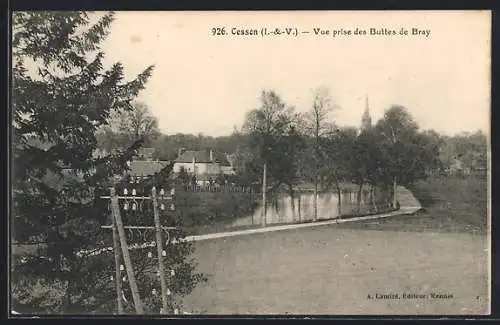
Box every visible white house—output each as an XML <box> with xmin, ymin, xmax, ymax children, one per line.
<box><xmin>173</xmin><ymin>149</ymin><xmax>221</xmax><ymax>175</ymax></box>
<box><xmin>173</xmin><ymin>149</ymin><xmax>236</xmax><ymax>185</ymax></box>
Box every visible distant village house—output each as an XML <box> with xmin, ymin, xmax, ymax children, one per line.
<box><xmin>173</xmin><ymin>148</ymin><xmax>235</xmax><ymax>186</ymax></box>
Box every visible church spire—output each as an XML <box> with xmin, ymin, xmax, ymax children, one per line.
<box><xmin>361</xmin><ymin>94</ymin><xmax>372</xmax><ymax>130</ymax></box>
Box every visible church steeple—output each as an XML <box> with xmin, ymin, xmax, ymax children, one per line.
<box><xmin>361</xmin><ymin>95</ymin><xmax>372</xmax><ymax>130</ymax></box>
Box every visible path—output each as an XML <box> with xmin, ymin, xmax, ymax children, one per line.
<box><xmin>395</xmin><ymin>185</ymin><xmax>422</xmax><ymax>210</ymax></box>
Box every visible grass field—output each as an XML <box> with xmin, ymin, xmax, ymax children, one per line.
<box><xmin>408</xmin><ymin>174</ymin><xmax>488</xmax><ymax>233</ymax></box>
<box><xmin>181</xmin><ymin>175</ymin><xmax>489</xmax><ymax>315</ymax></box>
<box><xmin>183</xmin><ymin>226</ymin><xmax>488</xmax><ymax>315</ymax></box>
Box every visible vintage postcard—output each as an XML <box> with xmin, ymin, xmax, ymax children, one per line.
<box><xmin>10</xmin><ymin>10</ymin><xmax>490</xmax><ymax>316</ymax></box>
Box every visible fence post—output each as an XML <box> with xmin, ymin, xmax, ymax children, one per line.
<box><xmin>152</xmin><ymin>187</ymin><xmax>170</xmax><ymax>314</ymax></box>
<box><xmin>110</xmin><ymin>187</ymin><xmax>144</xmax><ymax>314</ymax></box>
<box><xmin>110</xmin><ymin>187</ymin><xmax>124</xmax><ymax>314</ymax></box>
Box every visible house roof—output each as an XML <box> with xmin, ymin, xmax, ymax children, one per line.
<box><xmin>128</xmin><ymin>160</ymin><xmax>170</xmax><ymax>176</ymax></box>
<box><xmin>176</xmin><ymin>150</ymin><xmax>212</xmax><ymax>163</ymax></box>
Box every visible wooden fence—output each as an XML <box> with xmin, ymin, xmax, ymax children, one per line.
<box><xmin>178</xmin><ymin>184</ymin><xmax>258</xmax><ymax>193</ymax></box>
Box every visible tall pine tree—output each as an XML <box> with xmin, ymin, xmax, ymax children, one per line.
<box><xmin>11</xmin><ymin>11</ymin><xmax>204</xmax><ymax>314</ymax></box>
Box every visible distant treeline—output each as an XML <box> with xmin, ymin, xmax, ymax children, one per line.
<box><xmin>97</xmin><ymin>129</ymin><xmax>487</xmax><ymax>171</ymax></box>
<box><xmin>97</xmin><ymin>131</ymin><xmax>247</xmax><ymax>161</ymax></box>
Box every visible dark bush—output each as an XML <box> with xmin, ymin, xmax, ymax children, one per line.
<box><xmin>175</xmin><ymin>187</ymin><xmax>260</xmax><ymax>234</ymax></box>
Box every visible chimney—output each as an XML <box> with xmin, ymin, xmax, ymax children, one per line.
<box><xmin>210</xmin><ymin>149</ymin><xmax>214</xmax><ymax>162</ymax></box>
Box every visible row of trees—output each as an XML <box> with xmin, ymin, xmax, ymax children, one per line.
<box><xmin>236</xmin><ymin>89</ymin><xmax>442</xmax><ymax>220</ymax></box>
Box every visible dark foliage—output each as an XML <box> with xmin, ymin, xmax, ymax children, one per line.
<box><xmin>11</xmin><ymin>11</ymin><xmax>204</xmax><ymax>314</ymax></box>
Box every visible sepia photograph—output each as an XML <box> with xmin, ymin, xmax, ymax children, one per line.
<box><xmin>10</xmin><ymin>10</ymin><xmax>490</xmax><ymax>316</ymax></box>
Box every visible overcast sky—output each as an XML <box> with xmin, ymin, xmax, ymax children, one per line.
<box><xmin>99</xmin><ymin>11</ymin><xmax>491</xmax><ymax>137</ymax></box>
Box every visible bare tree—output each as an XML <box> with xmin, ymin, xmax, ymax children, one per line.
<box><xmin>98</xmin><ymin>101</ymin><xmax>160</xmax><ymax>150</ymax></box>
<box><xmin>304</xmin><ymin>87</ymin><xmax>339</xmax><ymax>221</ymax></box>
<box><xmin>116</xmin><ymin>101</ymin><xmax>160</xmax><ymax>139</ymax></box>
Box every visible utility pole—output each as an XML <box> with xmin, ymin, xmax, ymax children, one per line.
<box><xmin>313</xmin><ymin>175</ymin><xmax>318</xmax><ymax>222</ymax></box>
<box><xmin>262</xmin><ymin>162</ymin><xmax>267</xmax><ymax>227</ymax></box>
<box><xmin>393</xmin><ymin>176</ymin><xmax>397</xmax><ymax>209</ymax></box>
<box><xmin>152</xmin><ymin>187</ymin><xmax>169</xmax><ymax>314</ymax></box>
<box><xmin>110</xmin><ymin>187</ymin><xmax>144</xmax><ymax>314</ymax></box>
